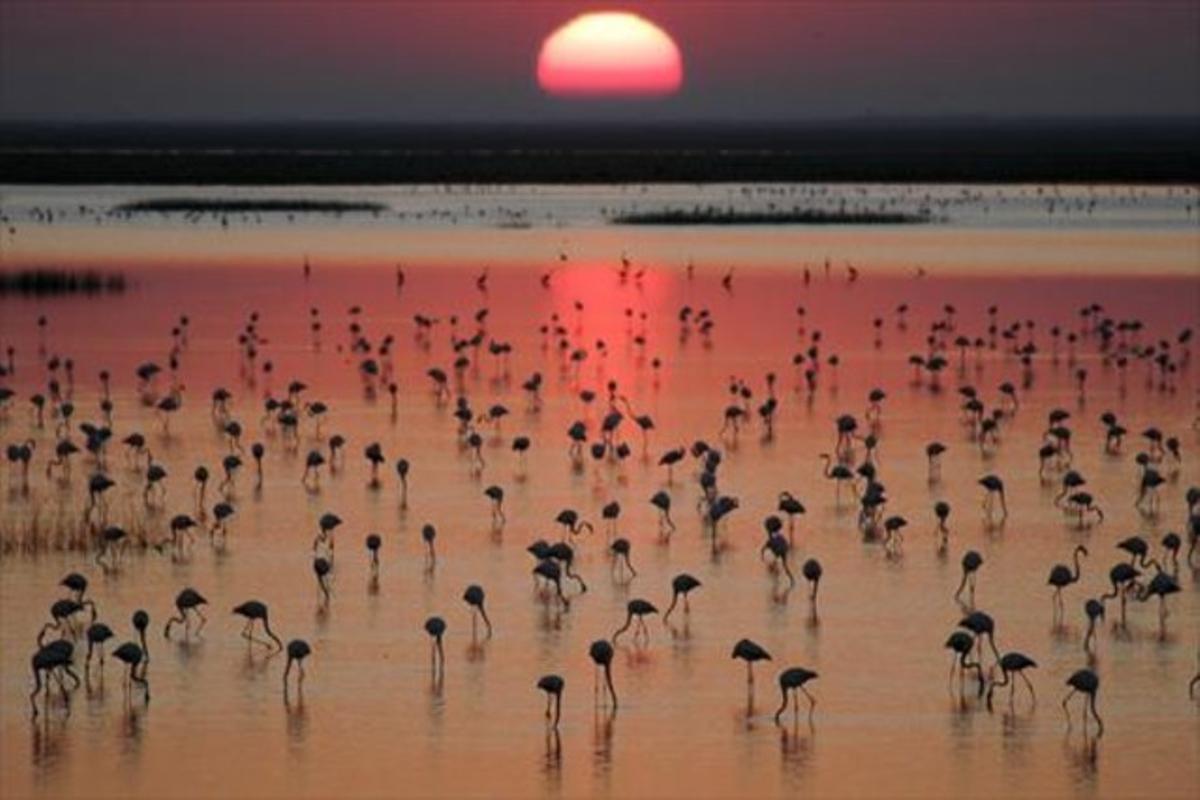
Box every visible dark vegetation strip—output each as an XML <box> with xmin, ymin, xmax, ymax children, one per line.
<box><xmin>0</xmin><ymin>269</ymin><xmax>127</xmax><ymax>296</ymax></box>
<box><xmin>609</xmin><ymin>207</ymin><xmax>934</xmax><ymax>225</ymax></box>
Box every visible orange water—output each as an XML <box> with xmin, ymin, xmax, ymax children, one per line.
<box><xmin>1</xmin><ymin>196</ymin><xmax>1199</xmax><ymax>798</ymax></box>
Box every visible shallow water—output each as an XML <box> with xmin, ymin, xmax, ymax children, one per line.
<box><xmin>1</xmin><ymin>184</ymin><xmax>1199</xmax><ymax>799</ymax></box>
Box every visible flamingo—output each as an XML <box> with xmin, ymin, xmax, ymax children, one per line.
<box><xmin>1048</xmin><ymin>546</ymin><xmax>1088</xmax><ymax>618</ymax></box>
<box><xmin>84</xmin><ymin>622</ymin><xmax>114</xmax><ymax>677</ymax></box>
<box><xmin>1083</xmin><ymin>598</ymin><xmax>1105</xmax><ymax>653</ymax></box>
<box><xmin>1062</xmin><ymin>668</ymin><xmax>1102</xmax><ymax>736</ymax></box>
<box><xmin>163</xmin><ymin>588</ymin><xmax>207</xmax><ymax>638</ymax></box>
<box><xmin>663</xmin><ymin>573</ymin><xmax>701</xmax><ymax>622</ymax></box>
<box><xmin>537</xmin><ymin>674</ymin><xmax>564</xmax><ymax>728</ymax></box>
<box><xmin>588</xmin><ymin>640</ymin><xmax>617</xmax><ymax>709</ymax></box>
<box><xmin>112</xmin><ymin>642</ymin><xmax>149</xmax><ymax>703</ymax></box>
<box><xmin>802</xmin><ymin>558</ymin><xmax>823</xmax><ymax>606</ymax></box>
<box><xmin>650</xmin><ymin>490</ymin><xmax>675</xmax><ymax>535</ymax></box>
<box><xmin>774</xmin><ymin>667</ymin><xmax>818</xmax><ymax>724</ymax></box>
<box><xmin>986</xmin><ymin>652</ymin><xmax>1037</xmax><ymax>710</ymax></box>
<box><xmin>425</xmin><ymin>617</ymin><xmax>447</xmax><ymax>674</ymax></box>
<box><xmin>313</xmin><ymin>557</ymin><xmax>332</xmax><ymax>603</ymax></box>
<box><xmin>610</xmin><ymin>538</ymin><xmax>636</xmax><ymax>580</ymax></box>
<box><xmin>978</xmin><ymin>475</ymin><xmax>1007</xmax><ymax>522</ymax></box>
<box><xmin>462</xmin><ymin>584</ymin><xmax>493</xmax><ymax>637</ymax></box>
<box><xmin>30</xmin><ymin>640</ymin><xmax>76</xmax><ymax>717</ymax></box>
<box><xmin>232</xmin><ymin>600</ymin><xmax>283</xmax><ymax>650</ymax></box>
<box><xmin>819</xmin><ymin>454</ymin><xmax>855</xmax><ymax>502</ymax></box>
<box><xmin>612</xmin><ymin>599</ymin><xmax>658</xmax><ymax>644</ymax></box>
<box><xmin>283</xmin><ymin>639</ymin><xmax>311</xmax><ymax>695</ymax></box>
<box><xmin>944</xmin><ymin>631</ymin><xmax>984</xmax><ymax>696</ymax></box>
<box><xmin>956</xmin><ymin>550</ymin><xmax>984</xmax><ymax>606</ymax></box>
<box><xmin>731</xmin><ymin>639</ymin><xmax>772</xmax><ymax>692</ymax></box>
<box><xmin>484</xmin><ymin>485</ymin><xmax>505</xmax><ymax>526</ymax></box>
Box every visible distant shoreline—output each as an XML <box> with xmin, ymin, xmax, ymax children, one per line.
<box><xmin>2</xmin><ymin>119</ymin><xmax>1197</xmax><ymax>185</ymax></box>
<box><xmin>3</xmin><ymin>149</ymin><xmax>1196</xmax><ymax>186</ymax></box>
<box><xmin>114</xmin><ymin>198</ymin><xmax>387</xmax><ymax>214</ymax></box>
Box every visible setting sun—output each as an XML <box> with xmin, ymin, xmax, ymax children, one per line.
<box><xmin>537</xmin><ymin>11</ymin><xmax>683</xmax><ymax>97</ymax></box>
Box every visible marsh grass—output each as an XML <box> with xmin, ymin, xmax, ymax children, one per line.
<box><xmin>609</xmin><ymin>206</ymin><xmax>935</xmax><ymax>225</ymax></box>
<box><xmin>0</xmin><ymin>269</ymin><xmax>127</xmax><ymax>296</ymax></box>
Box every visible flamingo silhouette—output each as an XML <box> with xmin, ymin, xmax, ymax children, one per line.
<box><xmin>1062</xmin><ymin>668</ymin><xmax>1102</xmax><ymax>736</ymax></box>
<box><xmin>233</xmin><ymin>600</ymin><xmax>283</xmax><ymax>650</ymax></box>
<box><xmin>774</xmin><ymin>667</ymin><xmax>818</xmax><ymax>724</ymax></box>
<box><xmin>956</xmin><ymin>551</ymin><xmax>984</xmax><ymax>605</ymax></box>
<box><xmin>663</xmin><ymin>573</ymin><xmax>701</xmax><ymax>622</ymax></box>
<box><xmin>425</xmin><ymin>617</ymin><xmax>447</xmax><ymax>675</ymax></box>
<box><xmin>283</xmin><ymin>639</ymin><xmax>311</xmax><ymax>696</ymax></box>
<box><xmin>462</xmin><ymin>585</ymin><xmax>493</xmax><ymax>637</ymax></box>
<box><xmin>164</xmin><ymin>588</ymin><xmax>207</xmax><ymax>638</ymax></box>
<box><xmin>731</xmin><ymin>639</ymin><xmax>772</xmax><ymax>694</ymax></box>
<box><xmin>589</xmin><ymin>639</ymin><xmax>617</xmax><ymax>709</ymax></box>
<box><xmin>986</xmin><ymin>652</ymin><xmax>1037</xmax><ymax>710</ymax></box>
<box><xmin>1048</xmin><ymin>546</ymin><xmax>1088</xmax><ymax>619</ymax></box>
<box><xmin>944</xmin><ymin>631</ymin><xmax>984</xmax><ymax>696</ymax></box>
<box><xmin>30</xmin><ymin>640</ymin><xmax>76</xmax><ymax>717</ymax></box>
<box><xmin>537</xmin><ymin>674</ymin><xmax>564</xmax><ymax>728</ymax></box>
<box><xmin>612</xmin><ymin>599</ymin><xmax>658</xmax><ymax>645</ymax></box>
<box><xmin>112</xmin><ymin>642</ymin><xmax>150</xmax><ymax>703</ymax></box>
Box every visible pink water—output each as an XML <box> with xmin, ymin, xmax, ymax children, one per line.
<box><xmin>1</xmin><ymin>185</ymin><xmax>1199</xmax><ymax>798</ymax></box>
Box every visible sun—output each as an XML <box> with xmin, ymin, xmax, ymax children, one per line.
<box><xmin>537</xmin><ymin>11</ymin><xmax>683</xmax><ymax>97</ymax></box>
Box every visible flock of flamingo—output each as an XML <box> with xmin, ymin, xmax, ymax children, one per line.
<box><xmin>2</xmin><ymin>257</ymin><xmax>1198</xmax><ymax>764</ymax></box>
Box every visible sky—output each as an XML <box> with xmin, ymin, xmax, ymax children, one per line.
<box><xmin>1</xmin><ymin>1</ymin><xmax>1198</xmax><ymax>123</ymax></box>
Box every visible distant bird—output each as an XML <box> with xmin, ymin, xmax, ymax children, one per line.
<box><xmin>777</xmin><ymin>491</ymin><xmax>806</xmax><ymax>537</ymax></box>
<box><xmin>1083</xmin><ymin>598</ymin><xmax>1105</xmax><ymax>653</ymax></box>
<box><xmin>956</xmin><ymin>550</ymin><xmax>984</xmax><ymax>605</ymax></box>
<box><xmin>424</xmin><ymin>616</ymin><xmax>447</xmax><ymax>673</ymax></box>
<box><xmin>313</xmin><ymin>557</ymin><xmax>332</xmax><ymax>603</ymax></box>
<box><xmin>610</xmin><ymin>537</ymin><xmax>636</xmax><ymax>580</ymax></box>
<box><xmin>650</xmin><ymin>490</ymin><xmax>675</xmax><ymax>535</ymax></box>
<box><xmin>484</xmin><ymin>485</ymin><xmax>506</xmax><ymax>526</ymax></box>
<box><xmin>366</xmin><ymin>533</ymin><xmax>382</xmax><ymax>569</ymax></box>
<box><xmin>761</xmin><ymin>534</ymin><xmax>795</xmax><ymax>586</ymax></box>
<box><xmin>589</xmin><ymin>639</ymin><xmax>617</xmax><ymax>709</ymax></box>
<box><xmin>537</xmin><ymin>674</ymin><xmax>565</xmax><ymax>728</ymax></box>
<box><xmin>462</xmin><ymin>584</ymin><xmax>492</xmax><ymax>637</ymax></box>
<box><xmin>959</xmin><ymin>610</ymin><xmax>1001</xmax><ymax>664</ymax></box>
<box><xmin>422</xmin><ymin>524</ymin><xmax>437</xmax><ymax>565</ymax></box>
<box><xmin>533</xmin><ymin>559</ymin><xmax>571</xmax><ymax>608</ymax></box>
<box><xmin>802</xmin><ymin>558</ymin><xmax>823</xmax><ymax>605</ymax></box>
<box><xmin>945</xmin><ymin>631</ymin><xmax>984</xmax><ymax>696</ymax></box>
<box><xmin>283</xmin><ymin>639</ymin><xmax>311</xmax><ymax>695</ymax></box>
<box><xmin>978</xmin><ymin>475</ymin><xmax>1007</xmax><ymax>522</ymax></box>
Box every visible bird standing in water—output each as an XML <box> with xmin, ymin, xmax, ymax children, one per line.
<box><xmin>774</xmin><ymin>667</ymin><xmax>818</xmax><ymax>724</ymax></box>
